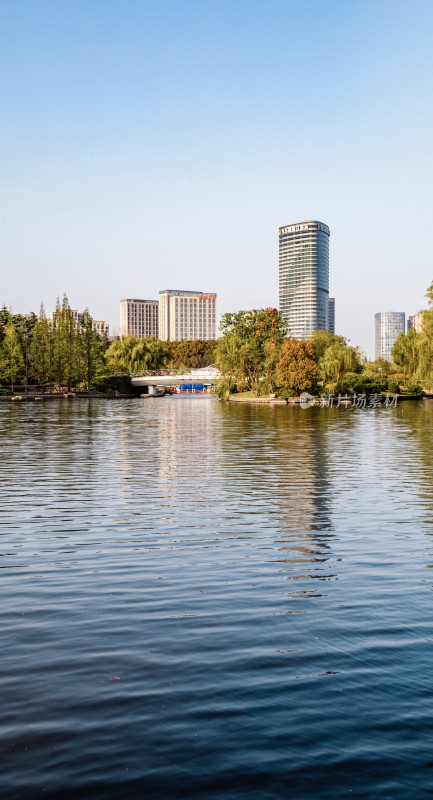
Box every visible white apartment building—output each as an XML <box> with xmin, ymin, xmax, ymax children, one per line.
<box><xmin>158</xmin><ymin>290</ymin><xmax>217</xmax><ymax>341</ymax></box>
<box><xmin>120</xmin><ymin>299</ymin><xmax>159</xmax><ymax>338</ymax></box>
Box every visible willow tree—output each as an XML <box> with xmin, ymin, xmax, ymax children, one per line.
<box><xmin>105</xmin><ymin>337</ymin><xmax>171</xmax><ymax>374</ymax></box>
<box><xmin>391</xmin><ymin>281</ymin><xmax>433</xmax><ymax>387</ymax></box>
<box><xmin>319</xmin><ymin>341</ymin><xmax>362</xmax><ymax>391</ymax></box>
<box><xmin>392</xmin><ymin>329</ymin><xmax>419</xmax><ymax>382</ymax></box>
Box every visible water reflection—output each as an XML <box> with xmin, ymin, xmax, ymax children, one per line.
<box><xmin>2</xmin><ymin>399</ymin><xmax>433</xmax><ymax>799</ymax></box>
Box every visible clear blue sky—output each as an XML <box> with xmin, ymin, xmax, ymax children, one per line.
<box><xmin>1</xmin><ymin>0</ymin><xmax>433</xmax><ymax>356</ymax></box>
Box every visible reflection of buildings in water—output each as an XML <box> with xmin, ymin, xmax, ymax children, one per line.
<box><xmin>217</xmin><ymin>403</ymin><xmax>334</xmax><ymax>533</ymax></box>
<box><xmin>155</xmin><ymin>399</ymin><xmax>216</xmax><ymax>491</ymax></box>
<box><xmin>117</xmin><ymin>399</ymin><xmax>221</xmax><ymax>525</ymax></box>
<box><xmin>217</xmin><ymin>405</ymin><xmax>357</xmax><ymax>563</ymax></box>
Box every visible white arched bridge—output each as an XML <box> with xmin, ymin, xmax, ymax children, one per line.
<box><xmin>131</xmin><ymin>366</ymin><xmax>220</xmax><ymax>395</ymax></box>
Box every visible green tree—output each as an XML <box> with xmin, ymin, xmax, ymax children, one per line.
<box><xmin>0</xmin><ymin>305</ymin><xmax>12</xmax><ymax>345</ymax></box>
<box><xmin>105</xmin><ymin>337</ymin><xmax>171</xmax><ymax>374</ymax></box>
<box><xmin>52</xmin><ymin>295</ymin><xmax>81</xmax><ymax>391</ymax></box>
<box><xmin>167</xmin><ymin>340</ymin><xmax>217</xmax><ymax>369</ymax></box>
<box><xmin>275</xmin><ymin>339</ymin><xmax>319</xmax><ymax>396</ymax></box>
<box><xmin>0</xmin><ymin>322</ymin><xmax>24</xmax><ymax>393</ymax></box>
<box><xmin>29</xmin><ymin>305</ymin><xmax>53</xmax><ymax>392</ymax></box>
<box><xmin>320</xmin><ymin>342</ymin><xmax>362</xmax><ymax>391</ymax></box>
<box><xmin>216</xmin><ymin>308</ymin><xmax>287</xmax><ymax>395</ymax></box>
<box><xmin>78</xmin><ymin>309</ymin><xmax>105</xmax><ymax>391</ymax></box>
<box><xmin>417</xmin><ymin>308</ymin><xmax>433</xmax><ymax>385</ymax></box>
<box><xmin>311</xmin><ymin>330</ymin><xmax>347</xmax><ymax>361</ymax></box>
<box><xmin>215</xmin><ymin>332</ymin><xmax>243</xmax><ymax>398</ymax></box>
<box><xmin>392</xmin><ymin>329</ymin><xmax>419</xmax><ymax>382</ymax></box>
<box><xmin>13</xmin><ymin>314</ymin><xmax>37</xmax><ymax>394</ymax></box>
<box><xmin>425</xmin><ymin>280</ymin><xmax>433</xmax><ymax>308</ymax></box>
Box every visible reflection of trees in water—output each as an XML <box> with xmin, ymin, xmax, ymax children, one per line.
<box><xmin>394</xmin><ymin>399</ymin><xmax>433</xmax><ymax>519</ymax></box>
<box><xmin>1</xmin><ymin>399</ymin><xmax>103</xmax><ymax>483</ymax></box>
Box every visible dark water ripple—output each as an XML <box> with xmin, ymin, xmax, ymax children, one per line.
<box><xmin>1</xmin><ymin>398</ymin><xmax>433</xmax><ymax>798</ymax></box>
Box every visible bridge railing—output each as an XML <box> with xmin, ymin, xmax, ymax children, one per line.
<box><xmin>130</xmin><ymin>366</ymin><xmax>220</xmax><ymax>378</ymax></box>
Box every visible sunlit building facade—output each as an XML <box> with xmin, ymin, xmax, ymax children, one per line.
<box><xmin>374</xmin><ymin>312</ymin><xmax>405</xmax><ymax>361</ymax></box>
<box><xmin>279</xmin><ymin>220</ymin><xmax>330</xmax><ymax>339</ymax></box>
<box><xmin>120</xmin><ymin>299</ymin><xmax>159</xmax><ymax>338</ymax></box>
<box><xmin>159</xmin><ymin>290</ymin><xmax>217</xmax><ymax>341</ymax></box>
<box><xmin>407</xmin><ymin>312</ymin><xmax>424</xmax><ymax>333</ymax></box>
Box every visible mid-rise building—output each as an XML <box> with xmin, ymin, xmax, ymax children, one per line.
<box><xmin>158</xmin><ymin>290</ymin><xmax>217</xmax><ymax>341</ymax></box>
<box><xmin>407</xmin><ymin>312</ymin><xmax>424</xmax><ymax>333</ymax></box>
<box><xmin>91</xmin><ymin>319</ymin><xmax>109</xmax><ymax>338</ymax></box>
<box><xmin>48</xmin><ymin>309</ymin><xmax>109</xmax><ymax>337</ymax></box>
<box><xmin>279</xmin><ymin>220</ymin><xmax>331</xmax><ymax>339</ymax></box>
<box><xmin>374</xmin><ymin>312</ymin><xmax>405</xmax><ymax>361</ymax></box>
<box><xmin>120</xmin><ymin>299</ymin><xmax>158</xmax><ymax>338</ymax></box>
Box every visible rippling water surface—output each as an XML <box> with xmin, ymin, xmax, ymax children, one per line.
<box><xmin>1</xmin><ymin>398</ymin><xmax>433</xmax><ymax>799</ymax></box>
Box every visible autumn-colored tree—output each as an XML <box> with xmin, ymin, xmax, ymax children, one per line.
<box><xmin>275</xmin><ymin>339</ymin><xmax>319</xmax><ymax>396</ymax></box>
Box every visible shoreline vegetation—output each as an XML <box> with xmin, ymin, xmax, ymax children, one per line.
<box><xmin>1</xmin><ymin>282</ymin><xmax>432</xmax><ymax>401</ymax></box>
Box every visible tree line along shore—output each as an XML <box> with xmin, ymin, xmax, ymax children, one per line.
<box><xmin>1</xmin><ymin>283</ymin><xmax>432</xmax><ymax>399</ymax></box>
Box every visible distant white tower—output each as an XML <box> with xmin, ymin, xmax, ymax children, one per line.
<box><xmin>374</xmin><ymin>312</ymin><xmax>405</xmax><ymax>361</ymax></box>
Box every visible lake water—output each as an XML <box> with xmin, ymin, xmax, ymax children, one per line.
<box><xmin>1</xmin><ymin>397</ymin><xmax>433</xmax><ymax>799</ymax></box>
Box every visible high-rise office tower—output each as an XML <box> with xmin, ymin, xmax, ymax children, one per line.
<box><xmin>279</xmin><ymin>220</ymin><xmax>330</xmax><ymax>339</ymax></box>
<box><xmin>158</xmin><ymin>290</ymin><xmax>217</xmax><ymax>341</ymax></box>
<box><xmin>120</xmin><ymin>299</ymin><xmax>159</xmax><ymax>338</ymax></box>
<box><xmin>374</xmin><ymin>312</ymin><xmax>405</xmax><ymax>361</ymax></box>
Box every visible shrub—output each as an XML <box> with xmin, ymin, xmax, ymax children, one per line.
<box><xmin>406</xmin><ymin>383</ymin><xmax>423</xmax><ymax>395</ymax></box>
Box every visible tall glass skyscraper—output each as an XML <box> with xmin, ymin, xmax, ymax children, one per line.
<box><xmin>279</xmin><ymin>220</ymin><xmax>330</xmax><ymax>339</ymax></box>
<box><xmin>374</xmin><ymin>312</ymin><xmax>405</xmax><ymax>361</ymax></box>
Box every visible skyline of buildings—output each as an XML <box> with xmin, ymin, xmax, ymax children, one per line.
<box><xmin>8</xmin><ymin>215</ymin><xmax>429</xmax><ymax>360</ymax></box>
<box><xmin>278</xmin><ymin>220</ymin><xmax>335</xmax><ymax>339</ymax></box>
<box><xmin>119</xmin><ymin>290</ymin><xmax>217</xmax><ymax>341</ymax></box>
